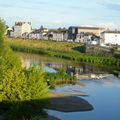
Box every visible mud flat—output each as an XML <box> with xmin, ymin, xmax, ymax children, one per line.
<box><xmin>45</xmin><ymin>92</ymin><xmax>93</xmax><ymax>112</ymax></box>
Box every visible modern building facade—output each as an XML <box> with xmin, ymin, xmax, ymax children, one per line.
<box><xmin>68</xmin><ymin>26</ymin><xmax>106</xmax><ymax>41</ymax></box>
<box><xmin>100</xmin><ymin>31</ymin><xmax>120</xmax><ymax>45</ymax></box>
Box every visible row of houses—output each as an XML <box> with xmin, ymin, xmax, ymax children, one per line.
<box><xmin>7</xmin><ymin>22</ymin><xmax>120</xmax><ymax>46</ymax></box>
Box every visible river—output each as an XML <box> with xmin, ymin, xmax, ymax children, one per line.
<box><xmin>16</xmin><ymin>52</ymin><xmax>120</xmax><ymax>120</ymax></box>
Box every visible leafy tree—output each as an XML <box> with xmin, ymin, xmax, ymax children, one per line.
<box><xmin>0</xmin><ymin>18</ymin><xmax>6</xmax><ymax>44</ymax></box>
<box><xmin>1</xmin><ymin>67</ymin><xmax>28</xmax><ymax>102</ymax></box>
<box><xmin>25</xmin><ymin>66</ymin><xmax>48</xmax><ymax>106</ymax></box>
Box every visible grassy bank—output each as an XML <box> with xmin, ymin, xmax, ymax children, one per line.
<box><xmin>45</xmin><ymin>68</ymin><xmax>77</xmax><ymax>88</ymax></box>
<box><xmin>5</xmin><ymin>38</ymin><xmax>120</xmax><ymax>67</ymax></box>
<box><xmin>113</xmin><ymin>71</ymin><xmax>120</xmax><ymax>78</ymax></box>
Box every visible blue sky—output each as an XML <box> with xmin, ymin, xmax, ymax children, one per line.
<box><xmin>0</xmin><ymin>0</ymin><xmax>120</xmax><ymax>28</ymax></box>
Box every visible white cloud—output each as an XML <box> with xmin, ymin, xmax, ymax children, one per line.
<box><xmin>99</xmin><ymin>22</ymin><xmax>115</xmax><ymax>29</ymax></box>
<box><xmin>53</xmin><ymin>20</ymin><xmax>63</xmax><ymax>24</ymax></box>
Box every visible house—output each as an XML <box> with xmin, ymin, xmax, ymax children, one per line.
<box><xmin>48</xmin><ymin>30</ymin><xmax>68</xmax><ymax>41</ymax></box>
<box><xmin>68</xmin><ymin>26</ymin><xmax>105</xmax><ymax>41</ymax></box>
<box><xmin>75</xmin><ymin>32</ymin><xmax>100</xmax><ymax>45</ymax></box>
<box><xmin>100</xmin><ymin>31</ymin><xmax>120</xmax><ymax>46</ymax></box>
<box><xmin>14</xmin><ymin>22</ymin><xmax>32</xmax><ymax>38</ymax></box>
<box><xmin>29</xmin><ymin>29</ymin><xmax>43</xmax><ymax>39</ymax></box>
<box><xmin>6</xmin><ymin>27</ymin><xmax>14</xmax><ymax>37</ymax></box>
<box><xmin>52</xmin><ymin>30</ymin><xmax>68</xmax><ymax>41</ymax></box>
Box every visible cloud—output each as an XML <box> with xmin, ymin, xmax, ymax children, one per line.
<box><xmin>102</xmin><ymin>2</ymin><xmax>120</xmax><ymax>11</ymax></box>
<box><xmin>99</xmin><ymin>22</ymin><xmax>115</xmax><ymax>28</ymax></box>
<box><xmin>0</xmin><ymin>3</ymin><xmax>32</xmax><ymax>9</ymax></box>
<box><xmin>53</xmin><ymin>20</ymin><xmax>63</xmax><ymax>24</ymax></box>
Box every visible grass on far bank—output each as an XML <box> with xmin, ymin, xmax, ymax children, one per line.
<box><xmin>5</xmin><ymin>38</ymin><xmax>120</xmax><ymax>68</ymax></box>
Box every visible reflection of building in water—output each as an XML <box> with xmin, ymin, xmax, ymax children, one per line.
<box><xmin>21</xmin><ymin>58</ymin><xmax>31</xmax><ymax>69</ymax></box>
<box><xmin>19</xmin><ymin>53</ymin><xmax>112</xmax><ymax>74</ymax></box>
<box><xmin>20</xmin><ymin>56</ymin><xmax>65</xmax><ymax>70</ymax></box>
<box><xmin>66</xmin><ymin>66</ymin><xmax>84</xmax><ymax>75</ymax></box>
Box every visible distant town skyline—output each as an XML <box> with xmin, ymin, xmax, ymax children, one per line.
<box><xmin>0</xmin><ymin>0</ymin><xmax>120</xmax><ymax>29</ymax></box>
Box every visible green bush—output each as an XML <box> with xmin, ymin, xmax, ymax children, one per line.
<box><xmin>0</xmin><ymin>18</ymin><xmax>6</xmax><ymax>44</ymax></box>
<box><xmin>0</xmin><ymin>45</ymin><xmax>48</xmax><ymax>120</ymax></box>
<box><xmin>45</xmin><ymin>68</ymin><xmax>77</xmax><ymax>88</ymax></box>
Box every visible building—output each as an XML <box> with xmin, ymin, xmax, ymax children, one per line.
<box><xmin>76</xmin><ymin>33</ymin><xmax>100</xmax><ymax>45</ymax></box>
<box><xmin>77</xmin><ymin>26</ymin><xmax>105</xmax><ymax>36</ymax></box>
<box><xmin>100</xmin><ymin>31</ymin><xmax>120</xmax><ymax>45</ymax></box>
<box><xmin>29</xmin><ymin>29</ymin><xmax>43</xmax><ymax>39</ymax></box>
<box><xmin>6</xmin><ymin>27</ymin><xmax>14</xmax><ymax>37</ymax></box>
<box><xmin>52</xmin><ymin>30</ymin><xmax>68</xmax><ymax>41</ymax></box>
<box><xmin>68</xmin><ymin>26</ymin><xmax>105</xmax><ymax>41</ymax></box>
<box><xmin>14</xmin><ymin>22</ymin><xmax>32</xmax><ymax>38</ymax></box>
<box><xmin>47</xmin><ymin>30</ymin><xmax>68</xmax><ymax>41</ymax></box>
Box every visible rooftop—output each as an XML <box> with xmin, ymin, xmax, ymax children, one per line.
<box><xmin>69</xmin><ymin>26</ymin><xmax>105</xmax><ymax>30</ymax></box>
<box><xmin>15</xmin><ymin>22</ymin><xmax>31</xmax><ymax>26</ymax></box>
<box><xmin>102</xmin><ymin>31</ymin><xmax>120</xmax><ymax>34</ymax></box>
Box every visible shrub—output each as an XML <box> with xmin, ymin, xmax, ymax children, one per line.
<box><xmin>0</xmin><ymin>18</ymin><xmax>6</xmax><ymax>44</ymax></box>
<box><xmin>0</xmin><ymin>45</ymin><xmax>48</xmax><ymax>120</ymax></box>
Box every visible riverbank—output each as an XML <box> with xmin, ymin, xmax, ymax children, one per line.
<box><xmin>5</xmin><ymin>38</ymin><xmax>120</xmax><ymax>67</ymax></box>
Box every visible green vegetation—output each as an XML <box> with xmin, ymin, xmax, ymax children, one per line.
<box><xmin>0</xmin><ymin>19</ymin><xmax>48</xmax><ymax>120</ymax></box>
<box><xmin>45</xmin><ymin>68</ymin><xmax>77</xmax><ymax>88</ymax></box>
<box><xmin>0</xmin><ymin>18</ymin><xmax>6</xmax><ymax>44</ymax></box>
<box><xmin>0</xmin><ymin>45</ymin><xmax>49</xmax><ymax>120</ymax></box>
<box><xmin>113</xmin><ymin>71</ymin><xmax>120</xmax><ymax>78</ymax></box>
<box><xmin>5</xmin><ymin>38</ymin><xmax>120</xmax><ymax>67</ymax></box>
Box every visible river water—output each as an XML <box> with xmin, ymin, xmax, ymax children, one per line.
<box><xmin>17</xmin><ymin>52</ymin><xmax>120</xmax><ymax>120</ymax></box>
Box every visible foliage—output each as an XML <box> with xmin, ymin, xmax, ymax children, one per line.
<box><xmin>2</xmin><ymin>67</ymin><xmax>28</xmax><ymax>102</ymax></box>
<box><xmin>0</xmin><ymin>45</ymin><xmax>48</xmax><ymax>119</ymax></box>
<box><xmin>113</xmin><ymin>70</ymin><xmax>120</xmax><ymax>77</ymax></box>
<box><xmin>24</xmin><ymin>66</ymin><xmax>49</xmax><ymax>106</ymax></box>
<box><xmin>45</xmin><ymin>68</ymin><xmax>77</xmax><ymax>88</ymax></box>
<box><xmin>39</xmin><ymin>25</ymin><xmax>44</xmax><ymax>32</ymax></box>
<box><xmin>5</xmin><ymin>103</ymin><xmax>45</xmax><ymax>120</ymax></box>
<box><xmin>110</xmin><ymin>47</ymin><xmax>117</xmax><ymax>54</ymax></box>
<box><xmin>0</xmin><ymin>18</ymin><xmax>6</xmax><ymax>44</ymax></box>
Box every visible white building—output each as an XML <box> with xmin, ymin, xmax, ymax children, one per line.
<box><xmin>100</xmin><ymin>31</ymin><xmax>120</xmax><ymax>45</ymax></box>
<box><xmin>76</xmin><ymin>33</ymin><xmax>100</xmax><ymax>45</ymax></box>
<box><xmin>6</xmin><ymin>27</ymin><xmax>14</xmax><ymax>37</ymax></box>
<box><xmin>50</xmin><ymin>31</ymin><xmax>68</xmax><ymax>41</ymax></box>
<box><xmin>29</xmin><ymin>30</ymin><xmax>43</xmax><ymax>39</ymax></box>
<box><xmin>14</xmin><ymin>22</ymin><xmax>32</xmax><ymax>38</ymax></box>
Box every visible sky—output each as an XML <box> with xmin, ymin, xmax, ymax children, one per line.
<box><xmin>0</xmin><ymin>0</ymin><xmax>120</xmax><ymax>28</ymax></box>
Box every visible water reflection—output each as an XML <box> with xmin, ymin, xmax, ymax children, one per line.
<box><xmin>16</xmin><ymin>52</ymin><xmax>117</xmax><ymax>74</ymax></box>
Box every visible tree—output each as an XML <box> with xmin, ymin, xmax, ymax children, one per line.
<box><xmin>2</xmin><ymin>67</ymin><xmax>28</xmax><ymax>102</ymax></box>
<box><xmin>40</xmin><ymin>25</ymin><xmax>44</xmax><ymax>32</ymax></box>
<box><xmin>25</xmin><ymin>66</ymin><xmax>48</xmax><ymax>106</ymax></box>
<box><xmin>0</xmin><ymin>18</ymin><xmax>6</xmax><ymax>44</ymax></box>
